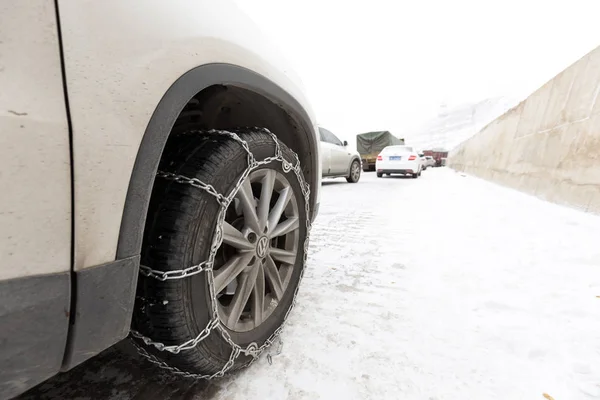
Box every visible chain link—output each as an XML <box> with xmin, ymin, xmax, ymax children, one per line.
<box><xmin>131</xmin><ymin>127</ymin><xmax>312</xmax><ymax>379</ymax></box>
<box><xmin>139</xmin><ymin>261</ymin><xmax>212</xmax><ymax>281</ymax></box>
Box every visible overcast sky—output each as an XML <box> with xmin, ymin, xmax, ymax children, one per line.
<box><xmin>236</xmin><ymin>0</ymin><xmax>600</xmax><ymax>143</ymax></box>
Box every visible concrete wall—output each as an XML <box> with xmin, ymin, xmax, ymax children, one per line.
<box><xmin>449</xmin><ymin>45</ymin><xmax>600</xmax><ymax>214</ymax></box>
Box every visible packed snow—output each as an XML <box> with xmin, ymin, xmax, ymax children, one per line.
<box><xmin>208</xmin><ymin>168</ymin><xmax>600</xmax><ymax>400</ymax></box>
<box><xmin>22</xmin><ymin>168</ymin><xmax>600</xmax><ymax>400</ymax></box>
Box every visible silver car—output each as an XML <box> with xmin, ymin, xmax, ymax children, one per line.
<box><xmin>319</xmin><ymin>127</ymin><xmax>362</xmax><ymax>183</ymax></box>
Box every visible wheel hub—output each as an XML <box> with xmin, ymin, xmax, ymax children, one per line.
<box><xmin>256</xmin><ymin>236</ymin><xmax>269</xmax><ymax>258</ymax></box>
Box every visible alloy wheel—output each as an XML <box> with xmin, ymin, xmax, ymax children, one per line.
<box><xmin>214</xmin><ymin>168</ymin><xmax>300</xmax><ymax>332</ymax></box>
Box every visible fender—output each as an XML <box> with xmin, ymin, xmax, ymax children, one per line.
<box><xmin>116</xmin><ymin>63</ymin><xmax>319</xmax><ymax>259</ymax></box>
<box><xmin>346</xmin><ymin>155</ymin><xmax>361</xmax><ymax>176</ymax></box>
<box><xmin>61</xmin><ymin>63</ymin><xmax>319</xmax><ymax>371</ymax></box>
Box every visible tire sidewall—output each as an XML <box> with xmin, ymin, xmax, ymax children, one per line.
<box><xmin>349</xmin><ymin>159</ymin><xmax>361</xmax><ymax>182</ymax></box>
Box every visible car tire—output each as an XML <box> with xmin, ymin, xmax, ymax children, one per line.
<box><xmin>133</xmin><ymin>127</ymin><xmax>308</xmax><ymax>376</ymax></box>
<box><xmin>377</xmin><ymin>172</ymin><xmax>383</xmax><ymax>178</ymax></box>
<box><xmin>385</xmin><ymin>173</ymin><xmax>391</xmax><ymax>176</ymax></box>
<box><xmin>346</xmin><ymin>160</ymin><xmax>361</xmax><ymax>183</ymax></box>
<box><xmin>412</xmin><ymin>170</ymin><xmax>419</xmax><ymax>178</ymax></box>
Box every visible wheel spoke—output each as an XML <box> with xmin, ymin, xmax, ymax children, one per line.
<box><xmin>264</xmin><ymin>255</ymin><xmax>284</xmax><ymax>300</ymax></box>
<box><xmin>222</xmin><ymin>222</ymin><xmax>254</xmax><ymax>251</ymax></box>
<box><xmin>214</xmin><ymin>252</ymin><xmax>254</xmax><ymax>294</ymax></box>
<box><xmin>227</xmin><ymin>266</ymin><xmax>259</xmax><ymax>327</ymax></box>
<box><xmin>270</xmin><ymin>217</ymin><xmax>299</xmax><ymax>238</ymax></box>
<box><xmin>252</xmin><ymin>263</ymin><xmax>265</xmax><ymax>326</ymax></box>
<box><xmin>267</xmin><ymin>187</ymin><xmax>292</xmax><ymax>234</ymax></box>
<box><xmin>269</xmin><ymin>247</ymin><xmax>297</xmax><ymax>265</ymax></box>
<box><xmin>257</xmin><ymin>170</ymin><xmax>276</xmax><ymax>232</ymax></box>
<box><xmin>237</xmin><ymin>179</ymin><xmax>261</xmax><ymax>233</ymax></box>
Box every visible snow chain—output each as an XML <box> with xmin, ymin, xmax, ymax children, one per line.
<box><xmin>130</xmin><ymin>128</ymin><xmax>312</xmax><ymax>380</ymax></box>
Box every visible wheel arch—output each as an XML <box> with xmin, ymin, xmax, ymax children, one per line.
<box><xmin>347</xmin><ymin>155</ymin><xmax>361</xmax><ymax>174</ymax></box>
<box><xmin>116</xmin><ymin>63</ymin><xmax>319</xmax><ymax>260</ymax></box>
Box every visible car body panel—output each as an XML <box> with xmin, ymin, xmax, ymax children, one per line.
<box><xmin>0</xmin><ymin>2</ymin><xmax>72</xmax><ymax>397</ymax></box>
<box><xmin>58</xmin><ymin>0</ymin><xmax>320</xmax><ymax>270</ymax></box>
<box><xmin>0</xmin><ymin>0</ymin><xmax>71</xmax><ymax>281</ymax></box>
<box><xmin>322</xmin><ymin>141</ymin><xmax>352</xmax><ymax>175</ymax></box>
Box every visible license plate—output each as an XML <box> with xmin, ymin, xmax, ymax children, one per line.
<box><xmin>389</xmin><ymin>156</ymin><xmax>401</xmax><ymax>161</ymax></box>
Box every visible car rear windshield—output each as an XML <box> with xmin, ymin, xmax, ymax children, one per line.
<box><xmin>383</xmin><ymin>146</ymin><xmax>413</xmax><ymax>154</ymax></box>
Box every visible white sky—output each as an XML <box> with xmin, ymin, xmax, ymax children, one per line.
<box><xmin>236</xmin><ymin>0</ymin><xmax>600</xmax><ymax>143</ymax></box>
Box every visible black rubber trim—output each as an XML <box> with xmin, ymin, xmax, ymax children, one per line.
<box><xmin>60</xmin><ymin>256</ymin><xmax>140</xmax><ymax>371</ymax></box>
<box><xmin>116</xmin><ymin>63</ymin><xmax>318</xmax><ymax>259</ymax></box>
<box><xmin>0</xmin><ymin>272</ymin><xmax>70</xmax><ymax>399</ymax></box>
<box><xmin>378</xmin><ymin>169</ymin><xmax>415</xmax><ymax>174</ymax></box>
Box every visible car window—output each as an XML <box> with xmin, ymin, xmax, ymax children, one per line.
<box><xmin>318</xmin><ymin>128</ymin><xmax>326</xmax><ymax>142</ymax></box>
<box><xmin>319</xmin><ymin>127</ymin><xmax>343</xmax><ymax>146</ymax></box>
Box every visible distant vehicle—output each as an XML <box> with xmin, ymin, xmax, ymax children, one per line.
<box><xmin>424</xmin><ymin>149</ymin><xmax>449</xmax><ymax>167</ymax></box>
<box><xmin>375</xmin><ymin>145</ymin><xmax>423</xmax><ymax>178</ymax></box>
<box><xmin>319</xmin><ymin>127</ymin><xmax>362</xmax><ymax>183</ymax></box>
<box><xmin>419</xmin><ymin>154</ymin><xmax>427</xmax><ymax>169</ymax></box>
<box><xmin>357</xmin><ymin>131</ymin><xmax>404</xmax><ymax>172</ymax></box>
<box><xmin>423</xmin><ymin>156</ymin><xmax>436</xmax><ymax>169</ymax></box>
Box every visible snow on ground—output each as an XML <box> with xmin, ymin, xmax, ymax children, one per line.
<box><xmin>21</xmin><ymin>168</ymin><xmax>600</xmax><ymax>400</ymax></box>
<box><xmin>209</xmin><ymin>168</ymin><xmax>600</xmax><ymax>400</ymax></box>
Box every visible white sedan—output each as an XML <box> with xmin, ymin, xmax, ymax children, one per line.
<box><xmin>375</xmin><ymin>145</ymin><xmax>423</xmax><ymax>178</ymax></box>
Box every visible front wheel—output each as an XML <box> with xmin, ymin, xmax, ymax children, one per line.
<box><xmin>133</xmin><ymin>128</ymin><xmax>309</xmax><ymax>376</ymax></box>
<box><xmin>346</xmin><ymin>160</ymin><xmax>361</xmax><ymax>183</ymax></box>
<box><xmin>377</xmin><ymin>172</ymin><xmax>383</xmax><ymax>178</ymax></box>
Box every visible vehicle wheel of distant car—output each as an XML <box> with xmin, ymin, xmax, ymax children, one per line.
<box><xmin>377</xmin><ymin>172</ymin><xmax>383</xmax><ymax>178</ymax></box>
<box><xmin>134</xmin><ymin>127</ymin><xmax>308</xmax><ymax>375</ymax></box>
<box><xmin>346</xmin><ymin>160</ymin><xmax>361</xmax><ymax>183</ymax></box>
<box><xmin>412</xmin><ymin>170</ymin><xmax>419</xmax><ymax>178</ymax></box>
<box><xmin>385</xmin><ymin>173</ymin><xmax>391</xmax><ymax>176</ymax></box>
<box><xmin>418</xmin><ymin>169</ymin><xmax>422</xmax><ymax>177</ymax></box>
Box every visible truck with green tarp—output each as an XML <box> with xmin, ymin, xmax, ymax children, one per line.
<box><xmin>356</xmin><ymin>131</ymin><xmax>405</xmax><ymax>171</ymax></box>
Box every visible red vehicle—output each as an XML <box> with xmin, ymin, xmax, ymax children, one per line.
<box><xmin>423</xmin><ymin>149</ymin><xmax>448</xmax><ymax>167</ymax></box>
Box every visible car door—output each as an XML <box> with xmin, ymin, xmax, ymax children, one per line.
<box><xmin>318</xmin><ymin>128</ymin><xmax>332</xmax><ymax>175</ymax></box>
<box><xmin>0</xmin><ymin>2</ymin><xmax>72</xmax><ymax>398</ymax></box>
<box><xmin>324</xmin><ymin>130</ymin><xmax>350</xmax><ymax>175</ymax></box>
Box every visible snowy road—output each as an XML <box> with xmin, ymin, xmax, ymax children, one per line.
<box><xmin>20</xmin><ymin>168</ymin><xmax>600</xmax><ymax>400</ymax></box>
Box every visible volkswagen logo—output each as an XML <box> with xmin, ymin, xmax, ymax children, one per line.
<box><xmin>256</xmin><ymin>236</ymin><xmax>269</xmax><ymax>258</ymax></box>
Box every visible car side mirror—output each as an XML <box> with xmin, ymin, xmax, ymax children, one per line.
<box><xmin>343</xmin><ymin>140</ymin><xmax>348</xmax><ymax>146</ymax></box>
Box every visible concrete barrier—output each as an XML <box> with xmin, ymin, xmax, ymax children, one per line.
<box><xmin>449</xmin><ymin>45</ymin><xmax>600</xmax><ymax>214</ymax></box>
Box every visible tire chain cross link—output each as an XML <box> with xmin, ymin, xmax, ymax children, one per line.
<box><xmin>130</xmin><ymin>127</ymin><xmax>312</xmax><ymax>380</ymax></box>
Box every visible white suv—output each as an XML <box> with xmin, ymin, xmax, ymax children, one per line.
<box><xmin>319</xmin><ymin>127</ymin><xmax>362</xmax><ymax>183</ymax></box>
<box><xmin>0</xmin><ymin>2</ymin><xmax>321</xmax><ymax>398</ymax></box>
